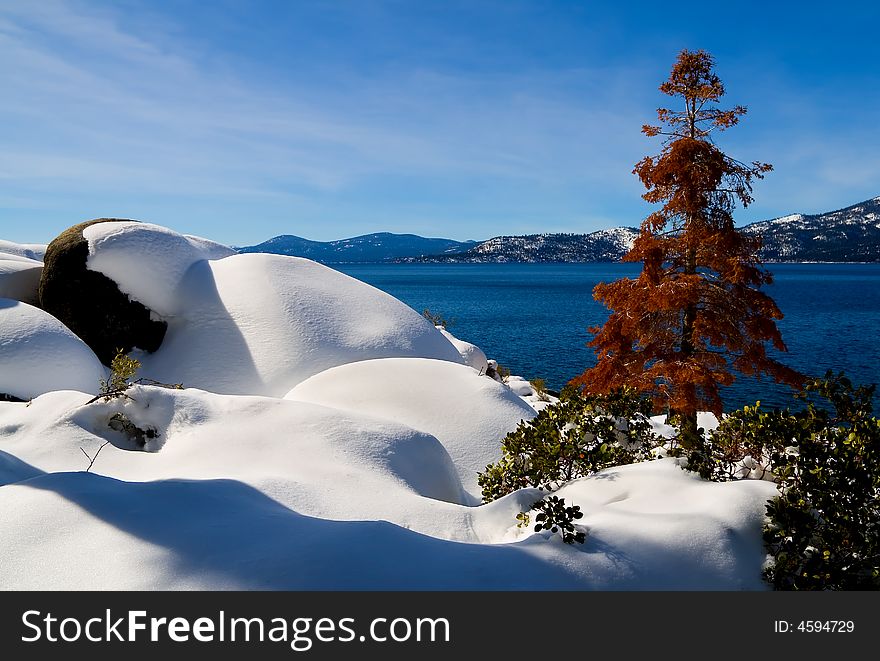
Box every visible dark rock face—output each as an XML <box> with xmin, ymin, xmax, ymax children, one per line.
<box><xmin>38</xmin><ymin>219</ymin><xmax>167</xmax><ymax>365</ymax></box>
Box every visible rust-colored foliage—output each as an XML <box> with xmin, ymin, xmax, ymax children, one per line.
<box><xmin>571</xmin><ymin>50</ymin><xmax>803</xmax><ymax>438</ymax></box>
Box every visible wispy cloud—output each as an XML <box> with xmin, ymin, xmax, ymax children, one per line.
<box><xmin>0</xmin><ymin>1</ymin><xmax>660</xmax><ymax>242</ymax></box>
<box><xmin>1</xmin><ymin>1</ymin><xmax>877</xmax><ymax>243</ymax></box>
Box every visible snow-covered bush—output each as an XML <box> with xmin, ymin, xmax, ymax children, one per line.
<box><xmin>678</xmin><ymin>403</ymin><xmax>782</xmax><ymax>482</ymax></box>
<box><xmin>764</xmin><ymin>373</ymin><xmax>879</xmax><ymax>590</ymax></box>
<box><xmin>478</xmin><ymin>386</ymin><xmax>660</xmax><ymax>502</ymax></box>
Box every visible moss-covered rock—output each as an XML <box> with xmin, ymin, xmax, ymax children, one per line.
<box><xmin>38</xmin><ymin>219</ymin><xmax>167</xmax><ymax>365</ymax></box>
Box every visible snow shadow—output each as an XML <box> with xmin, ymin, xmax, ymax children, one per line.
<box><xmin>141</xmin><ymin>260</ymin><xmax>264</xmax><ymax>395</ymax></box>
<box><xmin>22</xmin><ymin>473</ymin><xmax>589</xmax><ymax>590</ymax></box>
<box><xmin>0</xmin><ymin>449</ymin><xmax>43</xmax><ymax>487</ymax></box>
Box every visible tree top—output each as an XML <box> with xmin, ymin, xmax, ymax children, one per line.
<box><xmin>644</xmin><ymin>49</ymin><xmax>747</xmax><ymax>140</ymax></box>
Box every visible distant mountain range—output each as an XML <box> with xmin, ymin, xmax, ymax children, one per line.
<box><xmin>404</xmin><ymin>227</ymin><xmax>640</xmax><ymax>263</ymax></box>
<box><xmin>743</xmin><ymin>196</ymin><xmax>880</xmax><ymax>262</ymax></box>
<box><xmin>238</xmin><ymin>195</ymin><xmax>880</xmax><ymax>263</ymax></box>
<box><xmin>238</xmin><ymin>232</ymin><xmax>477</xmax><ymax>263</ymax></box>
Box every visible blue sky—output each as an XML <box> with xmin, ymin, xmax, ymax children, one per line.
<box><xmin>1</xmin><ymin>1</ymin><xmax>878</xmax><ymax>245</ymax></box>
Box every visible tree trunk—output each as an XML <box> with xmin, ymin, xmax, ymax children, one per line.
<box><xmin>678</xmin><ymin>243</ymin><xmax>700</xmax><ymax>448</ymax></box>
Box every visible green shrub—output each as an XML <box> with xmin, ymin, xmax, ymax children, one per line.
<box><xmin>529</xmin><ymin>377</ymin><xmax>551</xmax><ymax>402</ymax></box>
<box><xmin>531</xmin><ymin>496</ymin><xmax>586</xmax><ymax>544</ymax></box>
<box><xmin>688</xmin><ymin>371</ymin><xmax>880</xmax><ymax>590</ymax></box>
<box><xmin>90</xmin><ymin>349</ymin><xmax>182</xmax><ymax>405</ymax></box>
<box><xmin>100</xmin><ymin>348</ymin><xmax>141</xmax><ymax>397</ymax></box>
<box><xmin>422</xmin><ymin>308</ymin><xmax>452</xmax><ymax>329</ymax></box>
<box><xmin>478</xmin><ymin>386</ymin><xmax>660</xmax><ymax>502</ymax></box>
<box><xmin>681</xmin><ymin>402</ymin><xmax>789</xmax><ymax>481</ymax></box>
<box><xmin>764</xmin><ymin>373</ymin><xmax>879</xmax><ymax>590</ymax></box>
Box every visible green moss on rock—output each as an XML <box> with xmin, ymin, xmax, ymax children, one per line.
<box><xmin>38</xmin><ymin>219</ymin><xmax>167</xmax><ymax>365</ymax></box>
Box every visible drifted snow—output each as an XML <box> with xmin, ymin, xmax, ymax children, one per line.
<box><xmin>0</xmin><ymin>222</ymin><xmax>780</xmax><ymax>590</ymax></box>
<box><xmin>137</xmin><ymin>253</ymin><xmax>464</xmax><ymax>396</ymax></box>
<box><xmin>649</xmin><ymin>412</ymin><xmax>720</xmax><ymax>438</ymax></box>
<box><xmin>0</xmin><ymin>385</ymin><xmax>774</xmax><ymax>590</ymax></box>
<box><xmin>438</xmin><ymin>326</ymin><xmax>489</xmax><ymax>374</ymax></box>
<box><xmin>0</xmin><ymin>239</ymin><xmax>47</xmax><ymax>262</ymax></box>
<box><xmin>0</xmin><ymin>240</ymin><xmax>48</xmax><ymax>306</ymax></box>
<box><xmin>0</xmin><ymin>253</ymin><xmax>42</xmax><ymax>305</ymax></box>
<box><xmin>0</xmin><ymin>299</ymin><xmax>106</xmax><ymax>399</ymax></box>
<box><xmin>83</xmin><ymin>221</ymin><xmax>236</xmax><ymax>317</ymax></box>
<box><xmin>285</xmin><ymin>357</ymin><xmax>535</xmax><ymax>498</ymax></box>
<box><xmin>81</xmin><ymin>222</ymin><xmax>463</xmax><ymax>395</ymax></box>
<box><xmin>546</xmin><ymin>460</ymin><xmax>776</xmax><ymax>589</ymax></box>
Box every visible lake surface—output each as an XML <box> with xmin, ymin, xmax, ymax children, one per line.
<box><xmin>334</xmin><ymin>263</ymin><xmax>880</xmax><ymax>411</ymax></box>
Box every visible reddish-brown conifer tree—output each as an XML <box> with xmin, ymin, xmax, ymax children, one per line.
<box><xmin>571</xmin><ymin>49</ymin><xmax>803</xmax><ymax>443</ymax></box>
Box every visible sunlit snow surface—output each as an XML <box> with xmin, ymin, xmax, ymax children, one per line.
<box><xmin>0</xmin><ymin>240</ymin><xmax>45</xmax><ymax>305</ymax></box>
<box><xmin>0</xmin><ymin>229</ymin><xmax>775</xmax><ymax>590</ymax></box>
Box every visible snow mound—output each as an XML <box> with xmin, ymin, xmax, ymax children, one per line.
<box><xmin>1</xmin><ymin>386</ymin><xmax>470</xmax><ymax>514</ymax></box>
<box><xmin>134</xmin><ymin>253</ymin><xmax>463</xmax><ymax>396</ymax></box>
<box><xmin>506</xmin><ymin>375</ymin><xmax>534</xmax><ymax>397</ymax></box>
<box><xmin>83</xmin><ymin>221</ymin><xmax>236</xmax><ymax>317</ymax></box>
<box><xmin>0</xmin><ymin>223</ymin><xmax>782</xmax><ymax>590</ymax></box>
<box><xmin>0</xmin><ymin>254</ymin><xmax>42</xmax><ymax>304</ymax></box>
<box><xmin>0</xmin><ymin>386</ymin><xmax>778</xmax><ymax>589</ymax></box>
<box><xmin>285</xmin><ymin>358</ymin><xmax>535</xmax><ymax>498</ymax></box>
<box><xmin>525</xmin><ymin>459</ymin><xmax>777</xmax><ymax>589</ymax></box>
<box><xmin>0</xmin><ymin>451</ymin><xmax>42</xmax><ymax>487</ymax></box>
<box><xmin>506</xmin><ymin>375</ymin><xmax>557</xmax><ymax>412</ymax></box>
<box><xmin>0</xmin><ymin>239</ymin><xmax>47</xmax><ymax>262</ymax></box>
<box><xmin>0</xmin><ymin>472</ymin><xmax>582</xmax><ymax>590</ymax></box>
<box><xmin>0</xmin><ymin>299</ymin><xmax>106</xmax><ymax>399</ymax></box>
<box><xmin>438</xmin><ymin>326</ymin><xmax>489</xmax><ymax>373</ymax></box>
<box><xmin>79</xmin><ymin>222</ymin><xmax>463</xmax><ymax>395</ymax></box>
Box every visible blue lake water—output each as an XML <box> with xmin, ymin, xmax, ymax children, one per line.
<box><xmin>334</xmin><ymin>263</ymin><xmax>880</xmax><ymax>412</ymax></box>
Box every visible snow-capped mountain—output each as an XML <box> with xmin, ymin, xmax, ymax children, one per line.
<box><xmin>420</xmin><ymin>195</ymin><xmax>880</xmax><ymax>263</ymax></box>
<box><xmin>741</xmin><ymin>196</ymin><xmax>880</xmax><ymax>262</ymax></box>
<box><xmin>409</xmin><ymin>228</ymin><xmax>640</xmax><ymax>263</ymax></box>
<box><xmin>239</xmin><ymin>194</ymin><xmax>880</xmax><ymax>264</ymax></box>
<box><xmin>238</xmin><ymin>232</ymin><xmax>476</xmax><ymax>263</ymax></box>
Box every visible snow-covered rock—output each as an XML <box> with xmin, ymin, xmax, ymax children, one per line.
<box><xmin>83</xmin><ymin>221</ymin><xmax>236</xmax><ymax>317</ymax></box>
<box><xmin>0</xmin><ymin>253</ymin><xmax>42</xmax><ymax>304</ymax></box>
<box><xmin>438</xmin><ymin>326</ymin><xmax>489</xmax><ymax>373</ymax></box>
<box><xmin>285</xmin><ymin>357</ymin><xmax>535</xmax><ymax>498</ymax></box>
<box><xmin>138</xmin><ymin>254</ymin><xmax>464</xmax><ymax>395</ymax></box>
<box><xmin>0</xmin><ymin>239</ymin><xmax>47</xmax><ymax>262</ymax></box>
<box><xmin>0</xmin><ymin>240</ymin><xmax>47</xmax><ymax>305</ymax></box>
<box><xmin>1</xmin><ymin>386</ymin><xmax>469</xmax><ymax>508</ymax></box>
<box><xmin>544</xmin><ymin>459</ymin><xmax>776</xmax><ymax>589</ymax></box>
<box><xmin>78</xmin><ymin>222</ymin><xmax>463</xmax><ymax>396</ymax></box>
<box><xmin>0</xmin><ymin>299</ymin><xmax>106</xmax><ymax>399</ymax></box>
<box><xmin>505</xmin><ymin>375</ymin><xmax>534</xmax><ymax>397</ymax></box>
<box><xmin>39</xmin><ymin>219</ymin><xmax>171</xmax><ymax>364</ymax></box>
